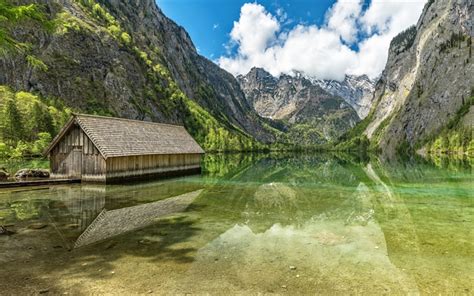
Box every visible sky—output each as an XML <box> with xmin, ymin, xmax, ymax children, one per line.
<box><xmin>157</xmin><ymin>0</ymin><xmax>427</xmax><ymax>81</ymax></box>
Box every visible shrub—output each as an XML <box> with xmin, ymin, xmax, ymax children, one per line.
<box><xmin>0</xmin><ymin>142</ymin><xmax>12</xmax><ymax>158</ymax></box>
<box><xmin>120</xmin><ymin>32</ymin><xmax>131</xmax><ymax>44</ymax></box>
<box><xmin>26</xmin><ymin>55</ymin><xmax>48</xmax><ymax>71</ymax></box>
<box><xmin>31</xmin><ymin>132</ymin><xmax>52</xmax><ymax>156</ymax></box>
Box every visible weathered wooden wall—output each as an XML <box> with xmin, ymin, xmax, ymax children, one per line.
<box><xmin>49</xmin><ymin>124</ymin><xmax>106</xmax><ymax>181</ymax></box>
<box><xmin>49</xmin><ymin>123</ymin><xmax>203</xmax><ymax>183</ymax></box>
<box><xmin>105</xmin><ymin>154</ymin><xmax>202</xmax><ymax>181</ymax></box>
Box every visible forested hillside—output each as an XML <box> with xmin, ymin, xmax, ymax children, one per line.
<box><xmin>0</xmin><ymin>0</ymin><xmax>285</xmax><ymax>158</ymax></box>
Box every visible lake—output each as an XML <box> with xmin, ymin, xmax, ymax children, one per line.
<box><xmin>0</xmin><ymin>153</ymin><xmax>472</xmax><ymax>294</ymax></box>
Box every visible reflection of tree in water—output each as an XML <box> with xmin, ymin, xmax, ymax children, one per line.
<box><xmin>9</xmin><ymin>199</ymin><xmax>50</xmax><ymax>221</ymax></box>
<box><xmin>176</xmin><ymin>178</ymin><xmax>422</xmax><ymax>294</ymax></box>
<box><xmin>2</xmin><ymin>152</ymin><xmax>472</xmax><ymax>294</ymax></box>
<box><xmin>182</xmin><ymin>153</ymin><xmax>473</xmax><ymax>293</ymax></box>
<box><xmin>195</xmin><ymin>152</ymin><xmax>373</xmax><ymax>234</ymax></box>
<box><xmin>202</xmin><ymin>153</ymin><xmax>261</xmax><ymax>178</ymax></box>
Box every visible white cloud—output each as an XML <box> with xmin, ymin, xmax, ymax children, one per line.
<box><xmin>218</xmin><ymin>1</ymin><xmax>426</xmax><ymax>80</ymax></box>
<box><xmin>326</xmin><ymin>0</ymin><xmax>363</xmax><ymax>44</ymax></box>
<box><xmin>213</xmin><ymin>23</ymin><xmax>219</xmax><ymax>30</ymax></box>
<box><xmin>229</xmin><ymin>3</ymin><xmax>280</xmax><ymax>57</ymax></box>
<box><xmin>349</xmin><ymin>33</ymin><xmax>393</xmax><ymax>78</ymax></box>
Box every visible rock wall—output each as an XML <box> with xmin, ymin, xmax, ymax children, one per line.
<box><xmin>364</xmin><ymin>0</ymin><xmax>473</xmax><ymax>154</ymax></box>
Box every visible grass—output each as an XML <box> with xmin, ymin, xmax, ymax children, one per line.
<box><xmin>0</xmin><ymin>158</ymin><xmax>49</xmax><ymax>176</ymax></box>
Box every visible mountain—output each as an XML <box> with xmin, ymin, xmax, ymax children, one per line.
<box><xmin>237</xmin><ymin>68</ymin><xmax>359</xmax><ymax>143</ymax></box>
<box><xmin>312</xmin><ymin>75</ymin><xmax>376</xmax><ymax>119</ymax></box>
<box><xmin>359</xmin><ymin>0</ymin><xmax>473</xmax><ymax>155</ymax></box>
<box><xmin>0</xmin><ymin>0</ymin><xmax>276</xmax><ymax>153</ymax></box>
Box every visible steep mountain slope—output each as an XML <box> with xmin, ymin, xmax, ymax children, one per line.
<box><xmin>0</xmin><ymin>0</ymin><xmax>275</xmax><ymax>152</ymax></box>
<box><xmin>238</xmin><ymin>68</ymin><xmax>359</xmax><ymax>143</ymax></box>
<box><xmin>362</xmin><ymin>0</ymin><xmax>473</xmax><ymax>155</ymax></box>
<box><xmin>97</xmin><ymin>0</ymin><xmax>274</xmax><ymax>142</ymax></box>
<box><xmin>313</xmin><ymin>75</ymin><xmax>376</xmax><ymax>119</ymax></box>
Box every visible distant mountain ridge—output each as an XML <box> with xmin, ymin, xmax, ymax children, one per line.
<box><xmin>237</xmin><ymin>67</ymin><xmax>360</xmax><ymax>142</ymax></box>
<box><xmin>312</xmin><ymin>75</ymin><xmax>376</xmax><ymax>119</ymax></box>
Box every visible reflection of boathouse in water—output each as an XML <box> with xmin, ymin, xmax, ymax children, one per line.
<box><xmin>48</xmin><ymin>185</ymin><xmax>202</xmax><ymax>248</ymax></box>
<box><xmin>44</xmin><ymin>114</ymin><xmax>205</xmax><ymax>183</ymax></box>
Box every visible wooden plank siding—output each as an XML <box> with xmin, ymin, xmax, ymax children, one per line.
<box><xmin>50</xmin><ymin>124</ymin><xmax>106</xmax><ymax>181</ymax></box>
<box><xmin>105</xmin><ymin>154</ymin><xmax>202</xmax><ymax>181</ymax></box>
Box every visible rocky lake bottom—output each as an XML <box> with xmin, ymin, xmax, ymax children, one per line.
<box><xmin>0</xmin><ymin>153</ymin><xmax>472</xmax><ymax>294</ymax></box>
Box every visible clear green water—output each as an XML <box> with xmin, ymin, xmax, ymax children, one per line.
<box><xmin>0</xmin><ymin>153</ymin><xmax>473</xmax><ymax>294</ymax></box>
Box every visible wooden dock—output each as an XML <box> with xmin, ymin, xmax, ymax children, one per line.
<box><xmin>0</xmin><ymin>179</ymin><xmax>81</xmax><ymax>189</ymax></box>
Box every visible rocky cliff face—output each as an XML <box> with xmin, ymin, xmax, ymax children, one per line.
<box><xmin>0</xmin><ymin>0</ymin><xmax>274</xmax><ymax>145</ymax></box>
<box><xmin>98</xmin><ymin>0</ymin><xmax>274</xmax><ymax>142</ymax></box>
<box><xmin>363</xmin><ymin>0</ymin><xmax>473</xmax><ymax>154</ymax></box>
<box><xmin>313</xmin><ymin>75</ymin><xmax>376</xmax><ymax>119</ymax></box>
<box><xmin>238</xmin><ymin>68</ymin><xmax>359</xmax><ymax>141</ymax></box>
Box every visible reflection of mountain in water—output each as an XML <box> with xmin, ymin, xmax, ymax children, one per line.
<box><xmin>174</xmin><ymin>171</ymin><xmax>424</xmax><ymax>294</ymax></box>
<box><xmin>170</xmin><ymin>153</ymin><xmax>471</xmax><ymax>293</ymax></box>
<box><xmin>253</xmin><ymin>183</ymin><xmax>297</xmax><ymax>210</ymax></box>
<box><xmin>178</xmin><ymin>219</ymin><xmax>420</xmax><ymax>294</ymax></box>
<box><xmin>197</xmin><ymin>153</ymin><xmax>372</xmax><ymax>233</ymax></box>
<box><xmin>1</xmin><ymin>153</ymin><xmax>471</xmax><ymax>293</ymax></box>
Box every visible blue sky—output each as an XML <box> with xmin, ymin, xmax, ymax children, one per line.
<box><xmin>157</xmin><ymin>0</ymin><xmax>337</xmax><ymax>59</ymax></box>
<box><xmin>156</xmin><ymin>0</ymin><xmax>426</xmax><ymax>80</ymax></box>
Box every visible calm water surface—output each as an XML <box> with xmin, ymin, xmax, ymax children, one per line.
<box><xmin>0</xmin><ymin>153</ymin><xmax>472</xmax><ymax>294</ymax></box>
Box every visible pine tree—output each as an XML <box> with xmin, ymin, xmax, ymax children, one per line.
<box><xmin>1</xmin><ymin>99</ymin><xmax>25</xmax><ymax>145</ymax></box>
<box><xmin>42</xmin><ymin>108</ymin><xmax>55</xmax><ymax>136</ymax></box>
<box><xmin>32</xmin><ymin>102</ymin><xmax>55</xmax><ymax>136</ymax></box>
<box><xmin>31</xmin><ymin>102</ymin><xmax>42</xmax><ymax>135</ymax></box>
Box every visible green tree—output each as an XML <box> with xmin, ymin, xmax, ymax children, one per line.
<box><xmin>0</xmin><ymin>0</ymin><xmax>50</xmax><ymax>55</ymax></box>
<box><xmin>205</xmin><ymin>128</ymin><xmax>217</xmax><ymax>151</ymax></box>
<box><xmin>1</xmin><ymin>99</ymin><xmax>25</xmax><ymax>145</ymax></box>
<box><xmin>32</xmin><ymin>102</ymin><xmax>55</xmax><ymax>136</ymax></box>
<box><xmin>229</xmin><ymin>135</ymin><xmax>242</xmax><ymax>151</ymax></box>
<box><xmin>31</xmin><ymin>132</ymin><xmax>52</xmax><ymax>155</ymax></box>
<box><xmin>0</xmin><ymin>141</ymin><xmax>11</xmax><ymax>158</ymax></box>
<box><xmin>216</xmin><ymin>128</ymin><xmax>229</xmax><ymax>151</ymax></box>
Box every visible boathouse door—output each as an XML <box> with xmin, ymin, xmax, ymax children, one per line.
<box><xmin>70</xmin><ymin>147</ymin><xmax>82</xmax><ymax>178</ymax></box>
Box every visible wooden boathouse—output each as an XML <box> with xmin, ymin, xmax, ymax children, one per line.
<box><xmin>44</xmin><ymin>114</ymin><xmax>205</xmax><ymax>183</ymax></box>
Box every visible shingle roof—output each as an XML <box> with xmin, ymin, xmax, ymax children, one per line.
<box><xmin>45</xmin><ymin>114</ymin><xmax>205</xmax><ymax>158</ymax></box>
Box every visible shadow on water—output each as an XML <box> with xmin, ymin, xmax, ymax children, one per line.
<box><xmin>0</xmin><ymin>151</ymin><xmax>472</xmax><ymax>294</ymax></box>
<box><xmin>58</xmin><ymin>214</ymin><xmax>204</xmax><ymax>285</ymax></box>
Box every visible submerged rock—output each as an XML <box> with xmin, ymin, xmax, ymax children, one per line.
<box><xmin>28</xmin><ymin>223</ymin><xmax>48</xmax><ymax>230</ymax></box>
<box><xmin>15</xmin><ymin>169</ymin><xmax>50</xmax><ymax>179</ymax></box>
<box><xmin>0</xmin><ymin>226</ymin><xmax>15</xmax><ymax>235</ymax></box>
